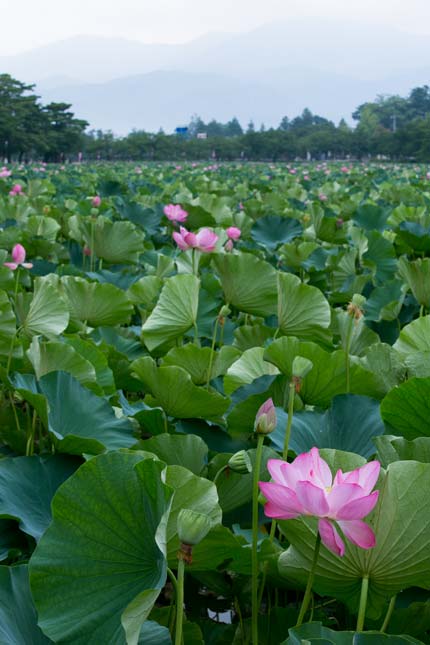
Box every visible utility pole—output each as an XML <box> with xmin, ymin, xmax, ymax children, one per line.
<box><xmin>391</xmin><ymin>114</ymin><xmax>397</xmax><ymax>133</ymax></box>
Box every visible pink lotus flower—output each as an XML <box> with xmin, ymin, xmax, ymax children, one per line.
<box><xmin>164</xmin><ymin>204</ymin><xmax>188</xmax><ymax>223</ymax></box>
<box><xmin>226</xmin><ymin>226</ymin><xmax>241</xmax><ymax>240</ymax></box>
<box><xmin>83</xmin><ymin>246</ymin><xmax>92</xmax><ymax>257</ymax></box>
<box><xmin>92</xmin><ymin>195</ymin><xmax>101</xmax><ymax>207</ymax></box>
<box><xmin>319</xmin><ymin>193</ymin><xmax>328</xmax><ymax>201</ymax></box>
<box><xmin>173</xmin><ymin>226</ymin><xmax>218</xmax><ymax>253</ymax></box>
<box><xmin>259</xmin><ymin>448</ymin><xmax>380</xmax><ymax>556</ymax></box>
<box><xmin>0</xmin><ymin>167</ymin><xmax>11</xmax><ymax>178</ymax></box>
<box><xmin>4</xmin><ymin>244</ymin><xmax>33</xmax><ymax>270</ymax></box>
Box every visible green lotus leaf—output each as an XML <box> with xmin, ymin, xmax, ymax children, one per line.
<box><xmin>251</xmin><ymin>215</ymin><xmax>303</xmax><ymax>250</ymax></box>
<box><xmin>0</xmin><ymin>289</ymin><xmax>19</xmax><ymax>358</ymax></box>
<box><xmin>277</xmin><ymin>272</ymin><xmax>331</xmax><ymax>342</ymax></box>
<box><xmin>362</xmin><ymin>231</ymin><xmax>397</xmax><ymax>284</ymax></box>
<box><xmin>375</xmin><ymin>436</ymin><xmax>430</xmax><ymax>467</ymax></box>
<box><xmin>141</xmin><ymin>274</ymin><xmax>200</xmax><ymax>351</ymax></box>
<box><xmin>233</xmin><ymin>324</ymin><xmax>275</xmax><ymax>351</ymax></box>
<box><xmin>213</xmin><ymin>253</ymin><xmax>277</xmax><ymax>316</ymax></box>
<box><xmin>364</xmin><ymin>280</ymin><xmax>404</xmax><ymax>322</ymax></box>
<box><xmin>64</xmin><ymin>336</ymin><xmax>115</xmax><ymax>393</ymax></box>
<box><xmin>139</xmin><ymin>434</ymin><xmax>208</xmax><ymax>475</ymax></box>
<box><xmin>0</xmin><ymin>455</ymin><xmax>80</xmax><ymax>540</ymax></box>
<box><xmin>397</xmin><ymin>221</ymin><xmax>430</xmax><ymax>253</ymax></box>
<box><xmin>353</xmin><ymin>203</ymin><xmax>390</xmax><ymax>232</ymax></box>
<box><xmin>285</xmin><ymin>622</ymin><xmax>422</xmax><ymax>644</ymax></box>
<box><xmin>26</xmin><ymin>214</ymin><xmax>60</xmax><ymax>242</ymax></box>
<box><xmin>398</xmin><ymin>256</ymin><xmax>430</xmax><ymax>307</ymax></box>
<box><xmin>93</xmin><ymin>215</ymin><xmax>144</xmax><ymax>264</ymax></box>
<box><xmin>27</xmin><ymin>336</ymin><xmax>96</xmax><ymax>385</ymax></box>
<box><xmin>0</xmin><ymin>565</ymin><xmax>51</xmax><ymax>644</ymax></box>
<box><xmin>127</xmin><ymin>276</ymin><xmax>163</xmax><ymax>308</ymax></box>
<box><xmin>61</xmin><ymin>276</ymin><xmax>133</xmax><ymax>328</ymax></box>
<box><xmin>30</xmin><ymin>454</ymin><xmax>172</xmax><ymax>644</ymax></box>
<box><xmin>271</xmin><ymin>394</ymin><xmax>384</xmax><ymax>458</ymax></box>
<box><xmin>22</xmin><ymin>278</ymin><xmax>69</xmax><ymax>338</ymax></box>
<box><xmin>224</xmin><ymin>346</ymin><xmax>280</xmax><ymax>395</ymax></box>
<box><xmin>380</xmin><ymin>378</ymin><xmax>430</xmax><ymax>439</ymax></box>
<box><xmin>360</xmin><ymin>343</ymin><xmax>406</xmax><ymax>394</ymax></box>
<box><xmin>393</xmin><ymin>316</ymin><xmax>430</xmax><ymax>377</ymax></box>
<box><xmin>162</xmin><ymin>343</ymin><xmax>240</xmax><ymax>385</ymax></box>
<box><xmin>39</xmin><ymin>371</ymin><xmax>136</xmax><ymax>454</ymax></box>
<box><xmin>132</xmin><ymin>356</ymin><xmax>230</xmax><ymax>420</ymax></box>
<box><xmin>264</xmin><ymin>337</ymin><xmax>384</xmax><ymax>407</ymax></box>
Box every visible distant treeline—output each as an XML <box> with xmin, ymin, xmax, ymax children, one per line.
<box><xmin>2</xmin><ymin>72</ymin><xmax>430</xmax><ymax>162</ymax></box>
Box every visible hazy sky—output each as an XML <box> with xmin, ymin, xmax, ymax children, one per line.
<box><xmin>1</xmin><ymin>0</ymin><xmax>430</xmax><ymax>55</ymax></box>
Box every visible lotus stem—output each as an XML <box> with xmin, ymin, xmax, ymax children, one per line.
<box><xmin>296</xmin><ymin>532</ymin><xmax>321</xmax><ymax>627</ymax></box>
<box><xmin>344</xmin><ymin>314</ymin><xmax>355</xmax><ymax>394</ymax></box>
<box><xmin>283</xmin><ymin>380</ymin><xmax>296</xmax><ymax>460</ymax></box>
<box><xmin>251</xmin><ymin>433</ymin><xmax>265</xmax><ymax>644</ymax></box>
<box><xmin>380</xmin><ymin>594</ymin><xmax>396</xmax><ymax>633</ymax></box>
<box><xmin>206</xmin><ymin>316</ymin><xmax>219</xmax><ymax>389</ymax></box>
<box><xmin>213</xmin><ymin>464</ymin><xmax>228</xmax><ymax>486</ymax></box>
<box><xmin>174</xmin><ymin>558</ymin><xmax>185</xmax><ymax>645</ymax></box>
<box><xmin>90</xmin><ymin>220</ymin><xmax>95</xmax><ymax>272</ymax></box>
<box><xmin>356</xmin><ymin>575</ymin><xmax>369</xmax><ymax>632</ymax></box>
<box><xmin>26</xmin><ymin>409</ymin><xmax>37</xmax><ymax>456</ymax></box>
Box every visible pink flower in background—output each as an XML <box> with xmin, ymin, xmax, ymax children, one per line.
<box><xmin>0</xmin><ymin>167</ymin><xmax>11</xmax><ymax>178</ymax></box>
<box><xmin>259</xmin><ymin>447</ymin><xmax>380</xmax><ymax>556</ymax></box>
<box><xmin>226</xmin><ymin>226</ymin><xmax>241</xmax><ymax>240</ymax></box>
<box><xmin>9</xmin><ymin>184</ymin><xmax>23</xmax><ymax>196</ymax></box>
<box><xmin>92</xmin><ymin>195</ymin><xmax>101</xmax><ymax>207</ymax></box>
<box><xmin>319</xmin><ymin>193</ymin><xmax>328</xmax><ymax>201</ymax></box>
<box><xmin>173</xmin><ymin>226</ymin><xmax>218</xmax><ymax>253</ymax></box>
<box><xmin>4</xmin><ymin>244</ymin><xmax>33</xmax><ymax>270</ymax></box>
<box><xmin>164</xmin><ymin>204</ymin><xmax>188</xmax><ymax>223</ymax></box>
<box><xmin>341</xmin><ymin>166</ymin><xmax>350</xmax><ymax>173</ymax></box>
<box><xmin>83</xmin><ymin>246</ymin><xmax>92</xmax><ymax>257</ymax></box>
<box><xmin>303</xmin><ymin>175</ymin><xmax>310</xmax><ymax>181</ymax></box>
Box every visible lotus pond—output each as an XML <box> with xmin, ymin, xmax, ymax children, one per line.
<box><xmin>0</xmin><ymin>161</ymin><xmax>430</xmax><ymax>644</ymax></box>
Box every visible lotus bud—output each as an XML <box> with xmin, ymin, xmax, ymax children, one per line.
<box><xmin>228</xmin><ymin>450</ymin><xmax>252</xmax><ymax>474</ymax></box>
<box><xmin>254</xmin><ymin>398</ymin><xmax>277</xmax><ymax>435</ymax></box>
<box><xmin>177</xmin><ymin>509</ymin><xmax>213</xmax><ymax>548</ymax></box>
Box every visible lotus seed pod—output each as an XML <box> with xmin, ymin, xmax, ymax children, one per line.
<box><xmin>292</xmin><ymin>356</ymin><xmax>313</xmax><ymax>379</ymax></box>
<box><xmin>228</xmin><ymin>450</ymin><xmax>252</xmax><ymax>474</ymax></box>
<box><xmin>177</xmin><ymin>509</ymin><xmax>213</xmax><ymax>547</ymax></box>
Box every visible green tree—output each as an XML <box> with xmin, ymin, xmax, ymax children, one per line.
<box><xmin>0</xmin><ymin>74</ymin><xmax>44</xmax><ymax>161</ymax></box>
<box><xmin>42</xmin><ymin>102</ymin><xmax>88</xmax><ymax>162</ymax></box>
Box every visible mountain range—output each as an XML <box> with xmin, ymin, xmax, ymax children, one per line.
<box><xmin>1</xmin><ymin>19</ymin><xmax>429</xmax><ymax>134</ymax></box>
